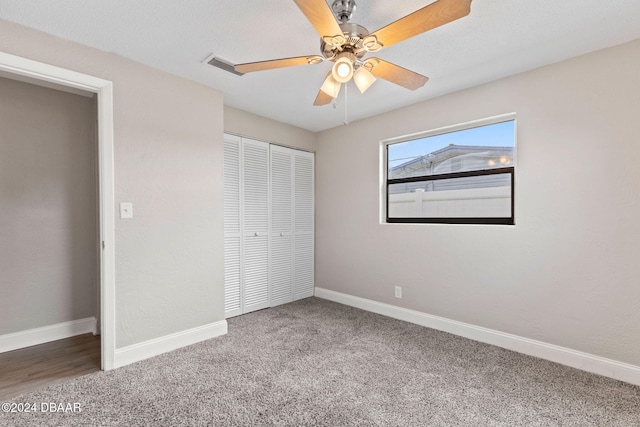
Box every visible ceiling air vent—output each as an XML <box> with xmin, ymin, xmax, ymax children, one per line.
<box><xmin>205</xmin><ymin>55</ymin><xmax>244</xmax><ymax>76</ymax></box>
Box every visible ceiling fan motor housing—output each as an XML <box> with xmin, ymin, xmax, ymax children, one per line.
<box><xmin>320</xmin><ymin>23</ymin><xmax>370</xmax><ymax>60</ymax></box>
<box><xmin>332</xmin><ymin>0</ymin><xmax>357</xmax><ymax>23</ymax></box>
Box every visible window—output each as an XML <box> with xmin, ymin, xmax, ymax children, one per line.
<box><xmin>384</xmin><ymin>115</ymin><xmax>516</xmax><ymax>225</ymax></box>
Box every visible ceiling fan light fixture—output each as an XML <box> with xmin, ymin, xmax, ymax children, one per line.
<box><xmin>332</xmin><ymin>53</ymin><xmax>354</xmax><ymax>83</ymax></box>
<box><xmin>353</xmin><ymin>66</ymin><xmax>376</xmax><ymax>93</ymax></box>
<box><xmin>320</xmin><ymin>73</ymin><xmax>341</xmax><ymax>98</ymax></box>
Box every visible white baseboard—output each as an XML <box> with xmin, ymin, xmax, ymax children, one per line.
<box><xmin>315</xmin><ymin>287</ymin><xmax>640</xmax><ymax>386</ymax></box>
<box><xmin>0</xmin><ymin>317</ymin><xmax>97</xmax><ymax>353</ymax></box>
<box><xmin>113</xmin><ymin>320</ymin><xmax>228</xmax><ymax>369</ymax></box>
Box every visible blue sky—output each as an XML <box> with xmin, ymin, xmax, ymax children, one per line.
<box><xmin>388</xmin><ymin>120</ymin><xmax>515</xmax><ymax>168</ymax></box>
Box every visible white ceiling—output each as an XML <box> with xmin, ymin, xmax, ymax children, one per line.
<box><xmin>1</xmin><ymin>0</ymin><xmax>640</xmax><ymax>132</ymax></box>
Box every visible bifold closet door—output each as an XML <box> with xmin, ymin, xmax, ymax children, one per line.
<box><xmin>269</xmin><ymin>145</ymin><xmax>294</xmax><ymax>307</ymax></box>
<box><xmin>294</xmin><ymin>150</ymin><xmax>314</xmax><ymax>300</ymax></box>
<box><xmin>224</xmin><ymin>134</ymin><xmax>313</xmax><ymax>318</ymax></box>
<box><xmin>269</xmin><ymin>146</ymin><xmax>315</xmax><ymax>305</ymax></box>
<box><xmin>223</xmin><ymin>134</ymin><xmax>242</xmax><ymax>318</ymax></box>
<box><xmin>242</xmin><ymin>138</ymin><xmax>270</xmax><ymax>314</ymax></box>
<box><xmin>223</xmin><ymin>135</ymin><xmax>270</xmax><ymax>318</ymax></box>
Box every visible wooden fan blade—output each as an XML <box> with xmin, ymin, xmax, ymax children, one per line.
<box><xmin>367</xmin><ymin>59</ymin><xmax>429</xmax><ymax>90</ymax></box>
<box><xmin>314</xmin><ymin>89</ymin><xmax>334</xmax><ymax>106</ymax></box>
<box><xmin>370</xmin><ymin>0</ymin><xmax>471</xmax><ymax>49</ymax></box>
<box><xmin>235</xmin><ymin>55</ymin><xmax>321</xmax><ymax>74</ymax></box>
<box><xmin>293</xmin><ymin>0</ymin><xmax>343</xmax><ymax>38</ymax></box>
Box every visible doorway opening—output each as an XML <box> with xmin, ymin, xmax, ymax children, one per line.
<box><xmin>0</xmin><ymin>51</ymin><xmax>115</xmax><ymax>371</ymax></box>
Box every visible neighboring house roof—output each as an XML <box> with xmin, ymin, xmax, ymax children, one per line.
<box><xmin>388</xmin><ymin>144</ymin><xmax>514</xmax><ymax>194</ymax></box>
<box><xmin>389</xmin><ymin>144</ymin><xmax>514</xmax><ymax>180</ymax></box>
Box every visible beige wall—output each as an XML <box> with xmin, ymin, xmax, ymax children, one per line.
<box><xmin>224</xmin><ymin>105</ymin><xmax>317</xmax><ymax>152</ymax></box>
<box><xmin>316</xmin><ymin>38</ymin><xmax>640</xmax><ymax>366</ymax></box>
<box><xmin>0</xmin><ymin>77</ymin><xmax>97</xmax><ymax>334</ymax></box>
<box><xmin>0</xmin><ymin>19</ymin><xmax>225</xmax><ymax>348</ymax></box>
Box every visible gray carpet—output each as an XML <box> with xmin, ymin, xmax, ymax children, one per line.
<box><xmin>1</xmin><ymin>297</ymin><xmax>639</xmax><ymax>426</ymax></box>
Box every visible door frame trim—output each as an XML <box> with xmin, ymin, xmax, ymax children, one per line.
<box><xmin>0</xmin><ymin>51</ymin><xmax>116</xmax><ymax>370</ymax></box>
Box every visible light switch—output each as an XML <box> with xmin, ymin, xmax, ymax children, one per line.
<box><xmin>120</xmin><ymin>202</ymin><xmax>133</xmax><ymax>219</ymax></box>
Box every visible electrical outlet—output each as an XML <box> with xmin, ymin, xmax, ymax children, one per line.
<box><xmin>394</xmin><ymin>286</ymin><xmax>402</xmax><ymax>299</ymax></box>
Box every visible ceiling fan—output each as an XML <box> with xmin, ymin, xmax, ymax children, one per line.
<box><xmin>233</xmin><ymin>0</ymin><xmax>472</xmax><ymax>106</ymax></box>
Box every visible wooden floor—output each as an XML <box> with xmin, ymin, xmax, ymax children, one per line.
<box><xmin>0</xmin><ymin>334</ymin><xmax>101</xmax><ymax>401</ymax></box>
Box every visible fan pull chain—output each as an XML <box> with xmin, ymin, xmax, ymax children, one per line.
<box><xmin>344</xmin><ymin>83</ymin><xmax>349</xmax><ymax>125</ymax></box>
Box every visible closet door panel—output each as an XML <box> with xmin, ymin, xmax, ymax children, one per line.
<box><xmin>270</xmin><ymin>146</ymin><xmax>294</xmax><ymax>307</ymax></box>
<box><xmin>294</xmin><ymin>152</ymin><xmax>314</xmax><ymax>234</ymax></box>
<box><xmin>224</xmin><ymin>136</ymin><xmax>241</xmax><ymax>235</ymax></box>
<box><xmin>270</xmin><ymin>235</ymin><xmax>293</xmax><ymax>305</ymax></box>
<box><xmin>223</xmin><ymin>135</ymin><xmax>242</xmax><ymax>318</ymax></box>
<box><xmin>224</xmin><ymin>237</ymin><xmax>241</xmax><ymax>317</ymax></box>
<box><xmin>243</xmin><ymin>139</ymin><xmax>270</xmax><ymax>234</ymax></box>
<box><xmin>243</xmin><ymin>235</ymin><xmax>269</xmax><ymax>312</ymax></box>
<box><xmin>294</xmin><ymin>233</ymin><xmax>314</xmax><ymax>299</ymax></box>
<box><xmin>294</xmin><ymin>151</ymin><xmax>315</xmax><ymax>300</ymax></box>
<box><xmin>242</xmin><ymin>138</ymin><xmax>270</xmax><ymax>313</ymax></box>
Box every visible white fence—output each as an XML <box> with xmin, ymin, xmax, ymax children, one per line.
<box><xmin>388</xmin><ymin>186</ymin><xmax>511</xmax><ymax>218</ymax></box>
